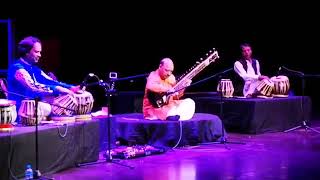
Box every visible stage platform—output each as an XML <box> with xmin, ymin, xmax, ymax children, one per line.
<box><xmin>111</xmin><ymin>92</ymin><xmax>312</xmax><ymax>134</ymax></box>
<box><xmin>194</xmin><ymin>96</ymin><xmax>312</xmax><ymax>134</ymax></box>
<box><xmin>0</xmin><ymin>120</ymin><xmax>100</xmax><ymax>180</ymax></box>
<box><xmin>0</xmin><ymin>112</ymin><xmax>223</xmax><ymax>179</ymax></box>
<box><xmin>111</xmin><ymin>113</ymin><xmax>225</xmax><ymax>148</ymax></box>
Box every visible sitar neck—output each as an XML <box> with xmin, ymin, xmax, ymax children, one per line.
<box><xmin>173</xmin><ymin>49</ymin><xmax>219</xmax><ymax>91</ymax></box>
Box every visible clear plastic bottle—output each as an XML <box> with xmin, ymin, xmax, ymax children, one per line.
<box><xmin>25</xmin><ymin>164</ymin><xmax>33</xmax><ymax>180</ymax></box>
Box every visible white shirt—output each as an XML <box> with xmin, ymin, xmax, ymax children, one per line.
<box><xmin>234</xmin><ymin>59</ymin><xmax>261</xmax><ymax>96</ymax></box>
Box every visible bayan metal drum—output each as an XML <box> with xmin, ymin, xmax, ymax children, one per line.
<box><xmin>52</xmin><ymin>94</ymin><xmax>78</xmax><ymax>116</ymax></box>
<box><xmin>255</xmin><ymin>79</ymin><xmax>274</xmax><ymax>97</ymax></box>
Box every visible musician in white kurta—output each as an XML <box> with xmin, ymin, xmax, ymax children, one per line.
<box><xmin>233</xmin><ymin>43</ymin><xmax>269</xmax><ymax>97</ymax></box>
<box><xmin>143</xmin><ymin>58</ymin><xmax>195</xmax><ymax>120</ymax></box>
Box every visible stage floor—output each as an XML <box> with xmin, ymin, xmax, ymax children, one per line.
<box><xmin>49</xmin><ymin>120</ymin><xmax>320</xmax><ymax>180</ymax></box>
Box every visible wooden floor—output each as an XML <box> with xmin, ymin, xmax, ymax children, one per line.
<box><xmin>26</xmin><ymin>120</ymin><xmax>320</xmax><ymax>180</ymax></box>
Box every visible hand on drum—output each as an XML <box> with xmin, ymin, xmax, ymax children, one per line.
<box><xmin>56</xmin><ymin>86</ymin><xmax>74</xmax><ymax>95</ymax></box>
<box><xmin>70</xmin><ymin>85</ymin><xmax>84</xmax><ymax>93</ymax></box>
<box><xmin>258</xmin><ymin>75</ymin><xmax>269</xmax><ymax>81</ymax></box>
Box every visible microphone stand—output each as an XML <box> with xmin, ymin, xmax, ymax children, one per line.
<box><xmin>33</xmin><ymin>97</ymin><xmax>76</xmax><ymax>180</ymax></box>
<box><xmin>213</xmin><ymin>77</ymin><xmax>246</xmax><ymax>148</ymax></box>
<box><xmin>102</xmin><ymin>81</ymin><xmax>133</xmax><ymax>168</ymax></box>
<box><xmin>77</xmin><ymin>74</ymin><xmax>142</xmax><ymax>169</ymax></box>
<box><xmin>34</xmin><ymin>96</ymin><xmax>55</xmax><ymax>179</ymax></box>
<box><xmin>1</xmin><ymin>89</ymin><xmax>54</xmax><ymax>180</ymax></box>
<box><xmin>186</xmin><ymin>68</ymin><xmax>234</xmax><ymax>88</ymax></box>
<box><xmin>178</xmin><ymin>68</ymin><xmax>245</xmax><ymax>148</ymax></box>
<box><xmin>283</xmin><ymin>72</ymin><xmax>320</xmax><ymax>134</ymax></box>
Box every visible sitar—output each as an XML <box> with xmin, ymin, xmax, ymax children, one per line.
<box><xmin>147</xmin><ymin>48</ymin><xmax>219</xmax><ymax>108</ymax></box>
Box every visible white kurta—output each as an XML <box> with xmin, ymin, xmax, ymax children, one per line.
<box><xmin>234</xmin><ymin>60</ymin><xmax>261</xmax><ymax>97</ymax></box>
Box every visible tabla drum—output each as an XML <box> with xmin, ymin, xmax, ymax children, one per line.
<box><xmin>74</xmin><ymin>91</ymin><xmax>94</xmax><ymax>115</ymax></box>
<box><xmin>255</xmin><ymin>79</ymin><xmax>274</xmax><ymax>97</ymax></box>
<box><xmin>52</xmin><ymin>94</ymin><xmax>78</xmax><ymax>116</ymax></box>
<box><xmin>270</xmin><ymin>75</ymin><xmax>290</xmax><ymax>97</ymax></box>
<box><xmin>0</xmin><ymin>99</ymin><xmax>17</xmax><ymax>132</ymax></box>
<box><xmin>217</xmin><ymin>79</ymin><xmax>234</xmax><ymax>98</ymax></box>
<box><xmin>18</xmin><ymin>100</ymin><xmax>51</xmax><ymax>126</ymax></box>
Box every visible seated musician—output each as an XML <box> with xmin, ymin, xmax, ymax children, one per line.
<box><xmin>143</xmin><ymin>57</ymin><xmax>195</xmax><ymax>121</ymax></box>
<box><xmin>233</xmin><ymin>43</ymin><xmax>269</xmax><ymax>97</ymax></box>
<box><xmin>7</xmin><ymin>36</ymin><xmax>82</xmax><ymax>123</ymax></box>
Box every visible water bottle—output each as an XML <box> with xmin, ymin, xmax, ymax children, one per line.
<box><xmin>25</xmin><ymin>164</ymin><xmax>33</xmax><ymax>180</ymax></box>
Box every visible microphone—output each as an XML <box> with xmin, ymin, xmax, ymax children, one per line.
<box><xmin>98</xmin><ymin>79</ymin><xmax>113</xmax><ymax>93</ymax></box>
<box><xmin>279</xmin><ymin>66</ymin><xmax>304</xmax><ymax>76</ymax></box>
<box><xmin>80</xmin><ymin>73</ymin><xmax>95</xmax><ymax>89</ymax></box>
<box><xmin>277</xmin><ymin>66</ymin><xmax>282</xmax><ymax>75</ymax></box>
<box><xmin>98</xmin><ymin>80</ymin><xmax>110</xmax><ymax>87</ymax></box>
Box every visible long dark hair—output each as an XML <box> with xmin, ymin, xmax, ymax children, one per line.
<box><xmin>17</xmin><ymin>36</ymin><xmax>41</xmax><ymax>58</ymax></box>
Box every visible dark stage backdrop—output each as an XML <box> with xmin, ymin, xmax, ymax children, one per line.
<box><xmin>7</xmin><ymin>4</ymin><xmax>320</xmax><ymax>116</ymax></box>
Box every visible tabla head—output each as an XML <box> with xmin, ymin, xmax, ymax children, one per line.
<box><xmin>0</xmin><ymin>99</ymin><xmax>16</xmax><ymax>107</ymax></box>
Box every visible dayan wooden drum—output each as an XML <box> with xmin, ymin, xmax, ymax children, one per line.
<box><xmin>255</xmin><ymin>79</ymin><xmax>274</xmax><ymax>97</ymax></box>
<box><xmin>74</xmin><ymin>91</ymin><xmax>94</xmax><ymax>115</ymax></box>
<box><xmin>73</xmin><ymin>91</ymin><xmax>94</xmax><ymax>121</ymax></box>
<box><xmin>217</xmin><ymin>79</ymin><xmax>234</xmax><ymax>98</ymax></box>
<box><xmin>0</xmin><ymin>99</ymin><xmax>17</xmax><ymax>131</ymax></box>
<box><xmin>18</xmin><ymin>100</ymin><xmax>51</xmax><ymax>126</ymax></box>
<box><xmin>270</xmin><ymin>75</ymin><xmax>290</xmax><ymax>97</ymax></box>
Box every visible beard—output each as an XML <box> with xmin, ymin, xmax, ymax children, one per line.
<box><xmin>25</xmin><ymin>56</ymin><xmax>39</xmax><ymax>65</ymax></box>
<box><xmin>34</xmin><ymin>57</ymin><xmax>40</xmax><ymax>63</ymax></box>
